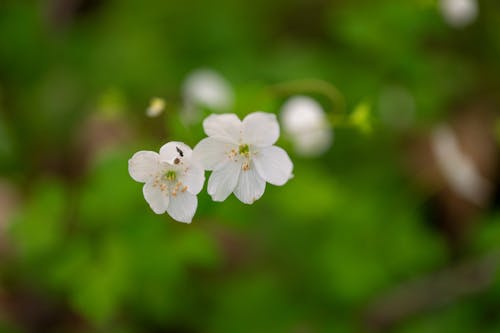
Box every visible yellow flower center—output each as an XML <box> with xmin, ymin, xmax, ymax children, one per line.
<box><xmin>164</xmin><ymin>170</ymin><xmax>177</xmax><ymax>181</ymax></box>
<box><xmin>238</xmin><ymin>144</ymin><xmax>250</xmax><ymax>156</ymax></box>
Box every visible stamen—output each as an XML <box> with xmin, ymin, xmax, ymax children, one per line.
<box><xmin>238</xmin><ymin>144</ymin><xmax>250</xmax><ymax>156</ymax></box>
<box><xmin>164</xmin><ymin>170</ymin><xmax>177</xmax><ymax>181</ymax></box>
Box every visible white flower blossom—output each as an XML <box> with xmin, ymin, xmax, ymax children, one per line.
<box><xmin>439</xmin><ymin>0</ymin><xmax>478</xmax><ymax>28</ymax></box>
<box><xmin>193</xmin><ymin>112</ymin><xmax>293</xmax><ymax>204</ymax></box>
<box><xmin>182</xmin><ymin>69</ymin><xmax>234</xmax><ymax>123</ymax></box>
<box><xmin>431</xmin><ymin>124</ymin><xmax>491</xmax><ymax>205</ymax></box>
<box><xmin>128</xmin><ymin>142</ymin><xmax>205</xmax><ymax>223</ymax></box>
<box><xmin>280</xmin><ymin>96</ymin><xmax>332</xmax><ymax>157</ymax></box>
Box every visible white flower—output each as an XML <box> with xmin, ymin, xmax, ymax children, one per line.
<box><xmin>182</xmin><ymin>69</ymin><xmax>234</xmax><ymax>123</ymax></box>
<box><xmin>128</xmin><ymin>142</ymin><xmax>205</xmax><ymax>223</ymax></box>
<box><xmin>439</xmin><ymin>0</ymin><xmax>478</xmax><ymax>28</ymax></box>
<box><xmin>193</xmin><ymin>112</ymin><xmax>293</xmax><ymax>204</ymax></box>
<box><xmin>431</xmin><ymin>124</ymin><xmax>491</xmax><ymax>205</ymax></box>
<box><xmin>280</xmin><ymin>96</ymin><xmax>333</xmax><ymax>157</ymax></box>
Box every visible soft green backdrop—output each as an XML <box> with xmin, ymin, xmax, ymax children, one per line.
<box><xmin>1</xmin><ymin>0</ymin><xmax>500</xmax><ymax>332</ymax></box>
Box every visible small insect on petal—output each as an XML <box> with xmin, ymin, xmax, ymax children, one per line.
<box><xmin>146</xmin><ymin>97</ymin><xmax>166</xmax><ymax>117</ymax></box>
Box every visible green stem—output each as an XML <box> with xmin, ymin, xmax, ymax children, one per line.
<box><xmin>268</xmin><ymin>78</ymin><xmax>346</xmax><ymax>115</ymax></box>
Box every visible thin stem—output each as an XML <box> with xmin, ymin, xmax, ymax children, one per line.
<box><xmin>268</xmin><ymin>78</ymin><xmax>346</xmax><ymax>115</ymax></box>
<box><xmin>363</xmin><ymin>249</ymin><xmax>500</xmax><ymax>331</ymax></box>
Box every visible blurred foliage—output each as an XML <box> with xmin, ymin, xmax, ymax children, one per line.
<box><xmin>1</xmin><ymin>0</ymin><xmax>500</xmax><ymax>332</ymax></box>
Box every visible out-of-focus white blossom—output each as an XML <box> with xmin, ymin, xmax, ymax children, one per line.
<box><xmin>129</xmin><ymin>142</ymin><xmax>205</xmax><ymax>223</ymax></box>
<box><xmin>182</xmin><ymin>69</ymin><xmax>234</xmax><ymax>122</ymax></box>
<box><xmin>146</xmin><ymin>97</ymin><xmax>165</xmax><ymax>117</ymax></box>
<box><xmin>439</xmin><ymin>0</ymin><xmax>478</xmax><ymax>28</ymax></box>
<box><xmin>431</xmin><ymin>124</ymin><xmax>491</xmax><ymax>205</ymax></box>
<box><xmin>193</xmin><ymin>112</ymin><xmax>293</xmax><ymax>204</ymax></box>
<box><xmin>280</xmin><ymin>96</ymin><xmax>332</xmax><ymax>157</ymax></box>
<box><xmin>378</xmin><ymin>86</ymin><xmax>415</xmax><ymax>130</ymax></box>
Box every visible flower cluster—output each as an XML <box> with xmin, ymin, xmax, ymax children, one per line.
<box><xmin>129</xmin><ymin>112</ymin><xmax>293</xmax><ymax>223</ymax></box>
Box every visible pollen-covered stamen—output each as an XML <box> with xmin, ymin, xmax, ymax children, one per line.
<box><xmin>237</xmin><ymin>144</ymin><xmax>253</xmax><ymax>171</ymax></box>
<box><xmin>226</xmin><ymin>147</ymin><xmax>238</xmax><ymax>161</ymax></box>
<box><xmin>238</xmin><ymin>144</ymin><xmax>250</xmax><ymax>156</ymax></box>
<box><xmin>164</xmin><ymin>170</ymin><xmax>177</xmax><ymax>182</ymax></box>
<box><xmin>171</xmin><ymin>181</ymin><xmax>188</xmax><ymax>197</ymax></box>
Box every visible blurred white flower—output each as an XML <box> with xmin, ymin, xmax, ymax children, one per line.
<box><xmin>182</xmin><ymin>69</ymin><xmax>234</xmax><ymax>122</ymax></box>
<box><xmin>431</xmin><ymin>124</ymin><xmax>491</xmax><ymax>205</ymax></box>
<box><xmin>146</xmin><ymin>97</ymin><xmax>165</xmax><ymax>117</ymax></box>
<box><xmin>280</xmin><ymin>96</ymin><xmax>332</xmax><ymax>157</ymax></box>
<box><xmin>193</xmin><ymin>112</ymin><xmax>293</xmax><ymax>204</ymax></box>
<box><xmin>439</xmin><ymin>0</ymin><xmax>478</xmax><ymax>28</ymax></box>
<box><xmin>129</xmin><ymin>142</ymin><xmax>205</xmax><ymax>223</ymax></box>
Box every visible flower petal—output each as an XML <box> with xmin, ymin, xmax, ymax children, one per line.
<box><xmin>242</xmin><ymin>112</ymin><xmax>280</xmax><ymax>147</ymax></box>
<box><xmin>181</xmin><ymin>162</ymin><xmax>205</xmax><ymax>195</ymax></box>
<box><xmin>293</xmin><ymin>129</ymin><xmax>333</xmax><ymax>157</ymax></box>
<box><xmin>166</xmin><ymin>191</ymin><xmax>198</xmax><ymax>223</ymax></box>
<box><xmin>234</xmin><ymin>163</ymin><xmax>266</xmax><ymax>204</ymax></box>
<box><xmin>207</xmin><ymin>160</ymin><xmax>242</xmax><ymax>201</ymax></box>
<box><xmin>254</xmin><ymin>146</ymin><xmax>293</xmax><ymax>186</ymax></box>
<box><xmin>182</xmin><ymin>69</ymin><xmax>234</xmax><ymax>111</ymax></box>
<box><xmin>203</xmin><ymin>113</ymin><xmax>241</xmax><ymax>144</ymax></box>
<box><xmin>129</xmin><ymin>151</ymin><xmax>160</xmax><ymax>182</ymax></box>
<box><xmin>143</xmin><ymin>181</ymin><xmax>169</xmax><ymax>214</ymax></box>
<box><xmin>193</xmin><ymin>137</ymin><xmax>235</xmax><ymax>171</ymax></box>
<box><xmin>159</xmin><ymin>141</ymin><xmax>193</xmax><ymax>164</ymax></box>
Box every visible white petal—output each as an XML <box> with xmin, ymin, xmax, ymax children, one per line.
<box><xmin>293</xmin><ymin>129</ymin><xmax>333</xmax><ymax>157</ymax></box>
<box><xmin>193</xmin><ymin>137</ymin><xmax>235</xmax><ymax>171</ymax></box>
<box><xmin>166</xmin><ymin>191</ymin><xmax>198</xmax><ymax>223</ymax></box>
<box><xmin>143</xmin><ymin>181</ymin><xmax>169</xmax><ymax>214</ymax></box>
<box><xmin>182</xmin><ymin>69</ymin><xmax>234</xmax><ymax>110</ymax></box>
<box><xmin>440</xmin><ymin>0</ymin><xmax>478</xmax><ymax>28</ymax></box>
<box><xmin>234</xmin><ymin>163</ymin><xmax>266</xmax><ymax>204</ymax></box>
<box><xmin>207</xmin><ymin>160</ymin><xmax>242</xmax><ymax>201</ymax></box>
<box><xmin>128</xmin><ymin>151</ymin><xmax>160</xmax><ymax>183</ymax></box>
<box><xmin>159</xmin><ymin>141</ymin><xmax>193</xmax><ymax>164</ymax></box>
<box><xmin>181</xmin><ymin>162</ymin><xmax>205</xmax><ymax>195</ymax></box>
<box><xmin>242</xmin><ymin>112</ymin><xmax>280</xmax><ymax>147</ymax></box>
<box><xmin>203</xmin><ymin>113</ymin><xmax>242</xmax><ymax>144</ymax></box>
<box><xmin>254</xmin><ymin>146</ymin><xmax>293</xmax><ymax>186</ymax></box>
<box><xmin>280</xmin><ymin>96</ymin><xmax>328</xmax><ymax>134</ymax></box>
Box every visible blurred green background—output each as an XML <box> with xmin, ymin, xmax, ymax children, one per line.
<box><xmin>1</xmin><ymin>0</ymin><xmax>500</xmax><ymax>332</ymax></box>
